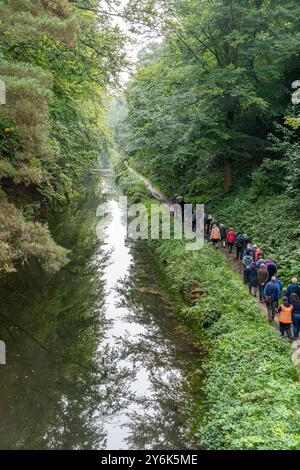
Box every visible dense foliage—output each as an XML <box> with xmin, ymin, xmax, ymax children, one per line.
<box><xmin>116</xmin><ymin>163</ymin><xmax>300</xmax><ymax>450</ymax></box>
<box><xmin>115</xmin><ymin>0</ymin><xmax>300</xmax><ymax>281</ymax></box>
<box><xmin>0</xmin><ymin>0</ymin><xmax>125</xmax><ymax>272</ymax></box>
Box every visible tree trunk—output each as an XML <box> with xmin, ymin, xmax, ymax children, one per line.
<box><xmin>224</xmin><ymin>159</ymin><xmax>233</xmax><ymax>192</ymax></box>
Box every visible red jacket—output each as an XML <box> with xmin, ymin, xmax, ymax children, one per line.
<box><xmin>226</xmin><ymin>230</ymin><xmax>236</xmax><ymax>243</ymax></box>
<box><xmin>254</xmin><ymin>249</ymin><xmax>264</xmax><ymax>262</ymax></box>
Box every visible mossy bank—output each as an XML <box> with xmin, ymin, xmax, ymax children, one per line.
<box><xmin>115</xmin><ymin>162</ymin><xmax>300</xmax><ymax>450</ymax></box>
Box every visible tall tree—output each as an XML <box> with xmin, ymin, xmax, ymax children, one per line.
<box><xmin>119</xmin><ymin>0</ymin><xmax>300</xmax><ymax>195</ymax></box>
<box><xmin>0</xmin><ymin>0</ymin><xmax>125</xmax><ymax>273</ymax></box>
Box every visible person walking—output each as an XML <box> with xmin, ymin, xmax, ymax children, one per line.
<box><xmin>192</xmin><ymin>211</ymin><xmax>196</xmax><ymax>232</ymax></box>
<box><xmin>236</xmin><ymin>233</ymin><xmax>244</xmax><ymax>260</ymax></box>
<box><xmin>206</xmin><ymin>214</ymin><xmax>213</xmax><ymax>236</ymax></box>
<box><xmin>291</xmin><ymin>293</ymin><xmax>300</xmax><ymax>339</ymax></box>
<box><xmin>242</xmin><ymin>250</ymin><xmax>253</xmax><ymax>284</ymax></box>
<box><xmin>226</xmin><ymin>228</ymin><xmax>236</xmax><ymax>254</ymax></box>
<box><xmin>273</xmin><ymin>275</ymin><xmax>283</xmax><ymax>299</ymax></box>
<box><xmin>242</xmin><ymin>234</ymin><xmax>250</xmax><ymax>259</ymax></box>
<box><xmin>257</xmin><ymin>263</ymin><xmax>269</xmax><ymax>303</ymax></box>
<box><xmin>220</xmin><ymin>224</ymin><xmax>227</xmax><ymax>248</ymax></box>
<box><xmin>246</xmin><ymin>242</ymin><xmax>254</xmax><ymax>256</ymax></box>
<box><xmin>285</xmin><ymin>278</ymin><xmax>300</xmax><ymax>303</ymax></box>
<box><xmin>204</xmin><ymin>213</ymin><xmax>208</xmax><ymax>233</ymax></box>
<box><xmin>177</xmin><ymin>196</ymin><xmax>185</xmax><ymax>222</ymax></box>
<box><xmin>210</xmin><ymin>224</ymin><xmax>221</xmax><ymax>248</ymax></box>
<box><xmin>256</xmin><ymin>254</ymin><xmax>266</xmax><ymax>269</ymax></box>
<box><xmin>266</xmin><ymin>258</ymin><xmax>277</xmax><ymax>280</ymax></box>
<box><xmin>277</xmin><ymin>297</ymin><xmax>294</xmax><ymax>340</ymax></box>
<box><xmin>248</xmin><ymin>262</ymin><xmax>258</xmax><ymax>297</ymax></box>
<box><xmin>264</xmin><ymin>276</ymin><xmax>281</xmax><ymax>322</ymax></box>
<box><xmin>251</xmin><ymin>244</ymin><xmax>258</xmax><ymax>260</ymax></box>
<box><xmin>174</xmin><ymin>196</ymin><xmax>183</xmax><ymax>220</ymax></box>
<box><xmin>254</xmin><ymin>248</ymin><xmax>264</xmax><ymax>262</ymax></box>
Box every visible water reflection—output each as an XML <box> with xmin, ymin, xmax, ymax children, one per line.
<box><xmin>99</xmin><ymin>174</ymin><xmax>203</xmax><ymax>450</ymax></box>
<box><xmin>0</xmin><ymin>177</ymin><xmax>128</xmax><ymax>449</ymax></box>
<box><xmin>0</xmin><ymin>171</ymin><xmax>204</xmax><ymax>450</ymax></box>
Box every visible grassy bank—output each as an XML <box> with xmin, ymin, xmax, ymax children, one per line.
<box><xmin>208</xmin><ymin>188</ymin><xmax>300</xmax><ymax>285</ymax></box>
<box><xmin>126</xmin><ymin>158</ymin><xmax>300</xmax><ymax>285</ymax></box>
<box><xmin>115</xmin><ymin>162</ymin><xmax>300</xmax><ymax>450</ymax></box>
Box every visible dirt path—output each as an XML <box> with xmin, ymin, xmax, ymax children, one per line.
<box><xmin>127</xmin><ymin>166</ymin><xmax>300</xmax><ymax>370</ymax></box>
<box><xmin>128</xmin><ymin>165</ymin><xmax>171</xmax><ymax>204</ymax></box>
<box><xmin>128</xmin><ymin>166</ymin><xmax>270</xmax><ymax>319</ymax></box>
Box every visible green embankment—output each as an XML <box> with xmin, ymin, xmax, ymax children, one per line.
<box><xmin>116</xmin><ymin>162</ymin><xmax>300</xmax><ymax>450</ymax></box>
<box><xmin>208</xmin><ymin>189</ymin><xmax>300</xmax><ymax>285</ymax></box>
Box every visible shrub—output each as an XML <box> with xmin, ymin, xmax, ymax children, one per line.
<box><xmin>117</xmin><ymin>164</ymin><xmax>300</xmax><ymax>450</ymax></box>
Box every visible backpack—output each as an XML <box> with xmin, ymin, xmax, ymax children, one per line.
<box><xmin>212</xmin><ymin>228</ymin><xmax>220</xmax><ymax>240</ymax></box>
<box><xmin>236</xmin><ymin>236</ymin><xmax>243</xmax><ymax>248</ymax></box>
<box><xmin>265</xmin><ymin>283</ymin><xmax>276</xmax><ymax>305</ymax></box>
<box><xmin>243</xmin><ymin>255</ymin><xmax>253</xmax><ymax>269</ymax></box>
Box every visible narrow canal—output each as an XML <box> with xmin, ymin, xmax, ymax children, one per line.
<box><xmin>0</xmin><ymin>167</ymin><xmax>203</xmax><ymax>450</ymax></box>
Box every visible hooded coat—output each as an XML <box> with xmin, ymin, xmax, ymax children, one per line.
<box><xmin>254</xmin><ymin>249</ymin><xmax>264</xmax><ymax>262</ymax></box>
<box><xmin>257</xmin><ymin>267</ymin><xmax>269</xmax><ymax>286</ymax></box>
<box><xmin>264</xmin><ymin>281</ymin><xmax>281</xmax><ymax>302</ymax></box>
<box><xmin>285</xmin><ymin>284</ymin><xmax>300</xmax><ymax>303</ymax></box>
<box><xmin>266</xmin><ymin>261</ymin><xmax>277</xmax><ymax>278</ymax></box>
<box><xmin>210</xmin><ymin>227</ymin><xmax>221</xmax><ymax>240</ymax></box>
<box><xmin>248</xmin><ymin>264</ymin><xmax>258</xmax><ymax>288</ymax></box>
<box><xmin>220</xmin><ymin>227</ymin><xmax>227</xmax><ymax>240</ymax></box>
<box><xmin>226</xmin><ymin>230</ymin><xmax>236</xmax><ymax>243</ymax></box>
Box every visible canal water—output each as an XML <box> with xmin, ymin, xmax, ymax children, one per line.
<box><xmin>0</xmin><ymin>168</ymin><xmax>203</xmax><ymax>450</ymax></box>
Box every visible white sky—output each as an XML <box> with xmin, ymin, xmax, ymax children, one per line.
<box><xmin>107</xmin><ymin>0</ymin><xmax>160</xmax><ymax>84</ymax></box>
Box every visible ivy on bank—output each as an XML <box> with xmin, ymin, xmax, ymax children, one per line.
<box><xmin>116</xmin><ymin>162</ymin><xmax>300</xmax><ymax>450</ymax></box>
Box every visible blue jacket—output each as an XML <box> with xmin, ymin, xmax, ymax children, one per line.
<box><xmin>285</xmin><ymin>284</ymin><xmax>300</xmax><ymax>302</ymax></box>
<box><xmin>274</xmin><ymin>278</ymin><xmax>283</xmax><ymax>299</ymax></box>
<box><xmin>264</xmin><ymin>281</ymin><xmax>281</xmax><ymax>302</ymax></box>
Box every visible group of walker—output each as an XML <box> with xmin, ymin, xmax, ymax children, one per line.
<box><xmin>204</xmin><ymin>216</ymin><xmax>300</xmax><ymax>341</ymax></box>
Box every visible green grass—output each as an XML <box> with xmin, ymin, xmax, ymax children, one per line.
<box><xmin>156</xmin><ymin>239</ymin><xmax>300</xmax><ymax>450</ymax></box>
<box><xmin>209</xmin><ymin>189</ymin><xmax>300</xmax><ymax>286</ymax></box>
<box><xmin>115</xmin><ymin>161</ymin><xmax>300</xmax><ymax>450</ymax></box>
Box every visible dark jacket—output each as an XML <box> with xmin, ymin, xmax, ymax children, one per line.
<box><xmin>274</xmin><ymin>278</ymin><xmax>283</xmax><ymax>298</ymax></box>
<box><xmin>264</xmin><ymin>281</ymin><xmax>281</xmax><ymax>302</ymax></box>
<box><xmin>256</xmin><ymin>258</ymin><xmax>266</xmax><ymax>268</ymax></box>
<box><xmin>292</xmin><ymin>299</ymin><xmax>300</xmax><ymax>317</ymax></box>
<box><xmin>285</xmin><ymin>284</ymin><xmax>300</xmax><ymax>303</ymax></box>
<box><xmin>236</xmin><ymin>235</ymin><xmax>244</xmax><ymax>249</ymax></box>
<box><xmin>220</xmin><ymin>228</ymin><xmax>227</xmax><ymax>240</ymax></box>
<box><xmin>242</xmin><ymin>237</ymin><xmax>250</xmax><ymax>250</ymax></box>
<box><xmin>266</xmin><ymin>262</ymin><xmax>277</xmax><ymax>278</ymax></box>
<box><xmin>248</xmin><ymin>264</ymin><xmax>258</xmax><ymax>287</ymax></box>
<box><xmin>257</xmin><ymin>267</ymin><xmax>269</xmax><ymax>286</ymax></box>
<box><xmin>242</xmin><ymin>254</ymin><xmax>253</xmax><ymax>270</ymax></box>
